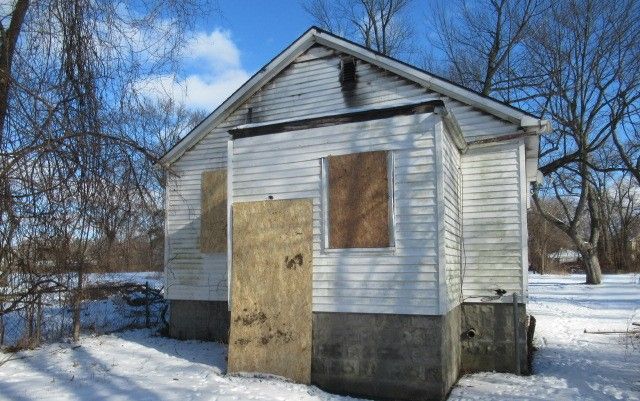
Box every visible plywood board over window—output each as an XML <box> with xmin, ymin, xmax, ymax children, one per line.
<box><xmin>228</xmin><ymin>199</ymin><xmax>313</xmax><ymax>384</ymax></box>
<box><xmin>328</xmin><ymin>150</ymin><xmax>390</xmax><ymax>248</ymax></box>
<box><xmin>200</xmin><ymin>169</ymin><xmax>227</xmax><ymax>253</ymax></box>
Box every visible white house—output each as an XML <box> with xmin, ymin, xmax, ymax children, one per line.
<box><xmin>158</xmin><ymin>27</ymin><xmax>549</xmax><ymax>401</ymax></box>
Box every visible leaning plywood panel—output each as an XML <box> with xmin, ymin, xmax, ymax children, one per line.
<box><xmin>228</xmin><ymin>199</ymin><xmax>313</xmax><ymax>384</ymax></box>
<box><xmin>200</xmin><ymin>169</ymin><xmax>227</xmax><ymax>253</ymax></box>
<box><xmin>328</xmin><ymin>151</ymin><xmax>389</xmax><ymax>248</ymax></box>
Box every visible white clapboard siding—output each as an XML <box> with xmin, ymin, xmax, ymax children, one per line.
<box><xmin>245</xmin><ymin>45</ymin><xmax>517</xmax><ymax>142</ymax></box>
<box><xmin>441</xmin><ymin>126</ymin><xmax>463</xmax><ymax>312</ymax></box>
<box><xmin>164</xmin><ymin>43</ymin><xmax>524</xmax><ymax>306</ymax></box>
<box><xmin>232</xmin><ymin>113</ymin><xmax>439</xmax><ymax>315</ymax></box>
<box><xmin>165</xmin><ymin>110</ymin><xmax>248</xmax><ymax>301</ymax></box>
<box><xmin>461</xmin><ymin>142</ymin><xmax>526</xmax><ymax>300</ymax></box>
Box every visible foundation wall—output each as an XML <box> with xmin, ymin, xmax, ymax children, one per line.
<box><xmin>167</xmin><ymin>301</ymin><xmax>530</xmax><ymax>398</ymax></box>
<box><xmin>460</xmin><ymin>302</ymin><xmax>528</xmax><ymax>374</ymax></box>
<box><xmin>311</xmin><ymin>308</ymin><xmax>461</xmax><ymax>401</ymax></box>
<box><xmin>440</xmin><ymin>306</ymin><xmax>462</xmax><ymax>394</ymax></box>
<box><xmin>168</xmin><ymin>300</ymin><xmax>230</xmax><ymax>343</ymax></box>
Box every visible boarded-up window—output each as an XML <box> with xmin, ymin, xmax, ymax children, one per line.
<box><xmin>200</xmin><ymin>169</ymin><xmax>227</xmax><ymax>253</ymax></box>
<box><xmin>328</xmin><ymin>151</ymin><xmax>390</xmax><ymax>248</ymax></box>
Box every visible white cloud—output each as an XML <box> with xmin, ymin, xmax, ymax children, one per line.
<box><xmin>137</xmin><ymin>29</ymin><xmax>250</xmax><ymax>111</ymax></box>
<box><xmin>187</xmin><ymin>30</ymin><xmax>242</xmax><ymax>70</ymax></box>
<box><xmin>182</xmin><ymin>70</ymin><xmax>249</xmax><ymax>110</ymax></box>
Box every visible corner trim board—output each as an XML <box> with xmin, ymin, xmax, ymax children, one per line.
<box><xmin>227</xmin><ymin>139</ymin><xmax>234</xmax><ymax>310</ymax></box>
<box><xmin>434</xmin><ymin>118</ymin><xmax>448</xmax><ymax>315</ymax></box>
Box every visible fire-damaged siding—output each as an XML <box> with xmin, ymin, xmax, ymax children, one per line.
<box><xmin>232</xmin><ymin>113</ymin><xmax>440</xmax><ymax>315</ymax></box>
<box><xmin>164</xmin><ymin>44</ymin><xmax>525</xmax><ymax>304</ymax></box>
<box><xmin>460</xmin><ymin>141</ymin><xmax>527</xmax><ymax>300</ymax></box>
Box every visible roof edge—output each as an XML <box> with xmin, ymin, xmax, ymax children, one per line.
<box><xmin>157</xmin><ymin>27</ymin><xmax>320</xmax><ymax>166</ymax></box>
<box><xmin>312</xmin><ymin>29</ymin><xmax>549</xmax><ymax>130</ymax></box>
<box><xmin>159</xmin><ymin>26</ymin><xmax>551</xmax><ymax>167</ymax></box>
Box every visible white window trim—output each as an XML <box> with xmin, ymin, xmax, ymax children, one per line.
<box><xmin>320</xmin><ymin>151</ymin><xmax>396</xmax><ymax>255</ymax></box>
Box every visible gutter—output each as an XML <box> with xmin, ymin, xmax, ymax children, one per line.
<box><xmin>521</xmin><ymin>116</ymin><xmax>552</xmax><ymax>133</ymax></box>
<box><xmin>467</xmin><ymin>131</ymin><xmax>538</xmax><ymax>146</ymax></box>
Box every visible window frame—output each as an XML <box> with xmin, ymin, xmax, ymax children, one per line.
<box><xmin>320</xmin><ymin>150</ymin><xmax>396</xmax><ymax>254</ymax></box>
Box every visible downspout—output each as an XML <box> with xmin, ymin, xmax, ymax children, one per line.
<box><xmin>513</xmin><ymin>292</ymin><xmax>521</xmax><ymax>375</ymax></box>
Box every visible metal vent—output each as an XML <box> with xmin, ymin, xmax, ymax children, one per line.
<box><xmin>340</xmin><ymin>57</ymin><xmax>357</xmax><ymax>90</ymax></box>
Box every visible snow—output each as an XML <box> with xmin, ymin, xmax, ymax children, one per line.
<box><xmin>449</xmin><ymin>274</ymin><xmax>640</xmax><ymax>401</ymax></box>
<box><xmin>0</xmin><ymin>330</ymin><xmax>359</xmax><ymax>401</ymax></box>
<box><xmin>1</xmin><ymin>272</ymin><xmax>165</xmax><ymax>348</ymax></box>
<box><xmin>84</xmin><ymin>271</ymin><xmax>163</xmax><ymax>288</ymax></box>
<box><xmin>0</xmin><ymin>274</ymin><xmax>638</xmax><ymax>401</ymax></box>
<box><xmin>548</xmin><ymin>249</ymin><xmax>581</xmax><ymax>263</ymax></box>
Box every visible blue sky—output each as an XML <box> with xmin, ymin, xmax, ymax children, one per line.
<box><xmin>138</xmin><ymin>1</ymin><xmax>430</xmax><ymax>111</ymax></box>
<box><xmin>213</xmin><ymin>1</ymin><xmax>314</xmax><ymax>72</ymax></box>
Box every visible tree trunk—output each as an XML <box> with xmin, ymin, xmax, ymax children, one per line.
<box><xmin>581</xmin><ymin>250</ymin><xmax>603</xmax><ymax>284</ymax></box>
<box><xmin>540</xmin><ymin>232</ymin><xmax>547</xmax><ymax>275</ymax></box>
<box><xmin>72</xmin><ymin>265</ymin><xmax>84</xmax><ymax>342</ymax></box>
<box><xmin>0</xmin><ymin>304</ymin><xmax>4</xmax><ymax>346</ymax></box>
<box><xmin>0</xmin><ymin>0</ymin><xmax>30</xmax><ymax>136</ymax></box>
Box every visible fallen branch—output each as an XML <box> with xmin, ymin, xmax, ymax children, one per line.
<box><xmin>0</xmin><ymin>354</ymin><xmax>28</xmax><ymax>367</ymax></box>
<box><xmin>584</xmin><ymin>329</ymin><xmax>640</xmax><ymax>334</ymax></box>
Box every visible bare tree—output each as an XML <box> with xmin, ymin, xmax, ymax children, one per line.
<box><xmin>596</xmin><ymin>170</ymin><xmax>640</xmax><ymax>273</ymax></box>
<box><xmin>612</xmin><ymin>118</ymin><xmax>640</xmax><ymax>188</ymax></box>
<box><xmin>529</xmin><ymin>0</ymin><xmax>640</xmax><ymax>284</ymax></box>
<box><xmin>528</xmin><ymin>199</ymin><xmax>573</xmax><ymax>274</ymax></box>
<box><xmin>0</xmin><ymin>0</ymin><xmax>29</xmax><ymax>135</ymax></box>
<box><xmin>431</xmin><ymin>0</ymin><xmax>640</xmax><ymax>284</ymax></box>
<box><xmin>427</xmin><ymin>0</ymin><xmax>546</xmax><ymax>98</ymax></box>
<box><xmin>303</xmin><ymin>0</ymin><xmax>413</xmax><ymax>57</ymax></box>
<box><xmin>1</xmin><ymin>0</ymin><xmax>209</xmax><ymax>343</ymax></box>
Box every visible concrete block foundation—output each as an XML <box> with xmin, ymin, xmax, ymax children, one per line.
<box><xmin>166</xmin><ymin>301</ymin><xmax>529</xmax><ymax>400</ymax></box>
<box><xmin>168</xmin><ymin>300</ymin><xmax>230</xmax><ymax>343</ymax></box>
<box><xmin>311</xmin><ymin>307</ymin><xmax>461</xmax><ymax>401</ymax></box>
<box><xmin>460</xmin><ymin>303</ymin><xmax>528</xmax><ymax>374</ymax></box>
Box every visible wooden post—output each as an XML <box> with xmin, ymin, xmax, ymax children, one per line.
<box><xmin>27</xmin><ymin>291</ymin><xmax>34</xmax><ymax>340</ymax></box>
<box><xmin>145</xmin><ymin>281</ymin><xmax>150</xmax><ymax>328</ymax></box>
<box><xmin>36</xmin><ymin>293</ymin><xmax>43</xmax><ymax>344</ymax></box>
<box><xmin>0</xmin><ymin>303</ymin><xmax>4</xmax><ymax>346</ymax></box>
<box><xmin>72</xmin><ymin>265</ymin><xmax>84</xmax><ymax>342</ymax></box>
<box><xmin>513</xmin><ymin>292</ymin><xmax>521</xmax><ymax>375</ymax></box>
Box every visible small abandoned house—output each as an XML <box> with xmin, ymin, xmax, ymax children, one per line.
<box><xmin>158</xmin><ymin>27</ymin><xmax>550</xmax><ymax>401</ymax></box>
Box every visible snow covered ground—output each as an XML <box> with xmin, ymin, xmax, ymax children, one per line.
<box><xmin>0</xmin><ymin>330</ymin><xmax>359</xmax><ymax>401</ymax></box>
<box><xmin>450</xmin><ymin>273</ymin><xmax>640</xmax><ymax>401</ymax></box>
<box><xmin>1</xmin><ymin>271</ymin><xmax>165</xmax><ymax>348</ymax></box>
<box><xmin>0</xmin><ymin>273</ymin><xmax>637</xmax><ymax>401</ymax></box>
